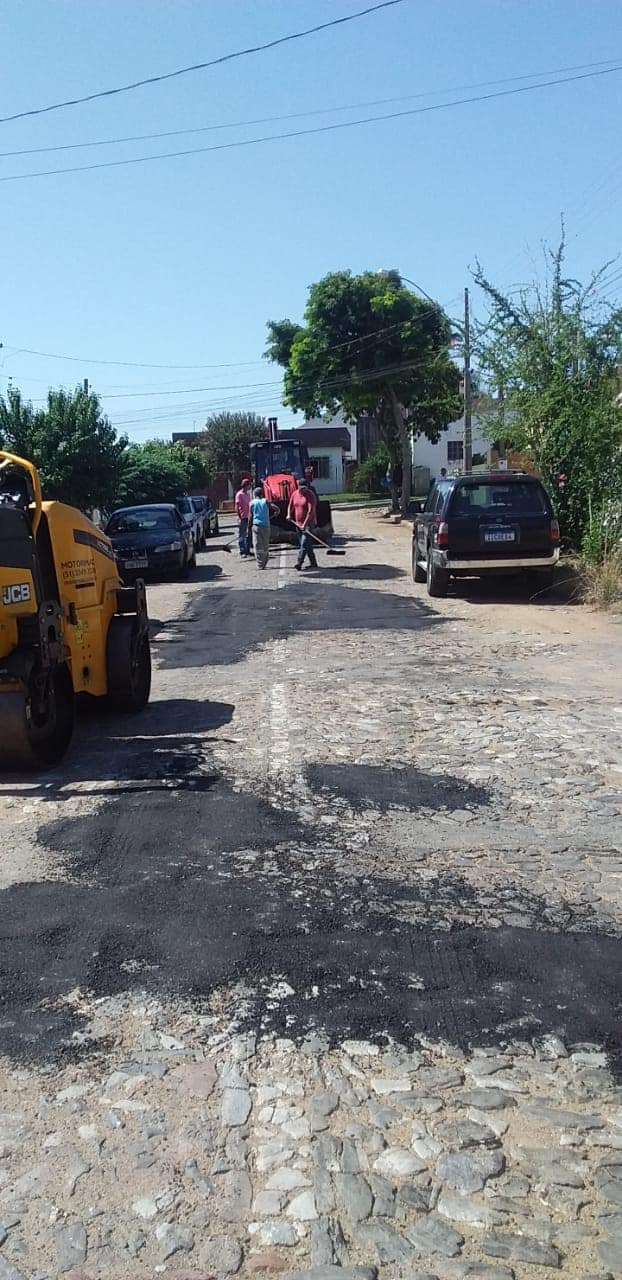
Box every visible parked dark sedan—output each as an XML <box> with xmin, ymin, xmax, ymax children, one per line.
<box><xmin>412</xmin><ymin>471</ymin><xmax>560</xmax><ymax>597</ymax></box>
<box><xmin>106</xmin><ymin>504</ymin><xmax>195</xmax><ymax>579</ymax></box>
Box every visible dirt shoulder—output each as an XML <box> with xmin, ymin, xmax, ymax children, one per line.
<box><xmin>351</xmin><ymin>505</ymin><xmax>622</xmax><ymax>692</ymax></box>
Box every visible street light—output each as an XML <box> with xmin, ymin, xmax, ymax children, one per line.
<box><xmin>378</xmin><ymin>270</ymin><xmax>472</xmax><ymax>475</ymax></box>
<box><xmin>379</xmin><ymin>268</ymin><xmax>438</xmax><ymax>306</ymax></box>
<box><xmin>397</xmin><ymin>274</ymin><xmax>438</xmax><ymax>306</ymax></box>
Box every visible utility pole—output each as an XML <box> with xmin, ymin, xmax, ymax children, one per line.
<box><xmin>463</xmin><ymin>287</ymin><xmax>472</xmax><ymax>473</ymax></box>
<box><xmin>498</xmin><ymin>379</ymin><xmax>506</xmax><ymax>465</ymax></box>
<box><xmin>83</xmin><ymin>378</ymin><xmax>89</xmax><ymax>395</ymax></box>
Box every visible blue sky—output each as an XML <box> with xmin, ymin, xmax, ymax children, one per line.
<box><xmin>1</xmin><ymin>0</ymin><xmax>621</xmax><ymax>440</ymax></box>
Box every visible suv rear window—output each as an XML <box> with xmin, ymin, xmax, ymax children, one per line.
<box><xmin>449</xmin><ymin>480</ymin><xmax>549</xmax><ymax>517</ymax></box>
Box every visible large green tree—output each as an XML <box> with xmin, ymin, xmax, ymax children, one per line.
<box><xmin>0</xmin><ymin>384</ymin><xmax>127</xmax><ymax>511</ymax></box>
<box><xmin>266</xmin><ymin>269</ymin><xmax>461</xmax><ymax>506</ymax></box>
<box><xmin>473</xmin><ymin>236</ymin><xmax>622</xmax><ymax>549</ymax></box>
<box><xmin>0</xmin><ymin>386</ymin><xmax>39</xmax><ymax>459</ymax></box>
<box><xmin>115</xmin><ymin>439</ymin><xmax>208</xmax><ymax>507</ymax></box>
<box><xmin>203</xmin><ymin>411</ymin><xmax>267</xmax><ymax>487</ymax></box>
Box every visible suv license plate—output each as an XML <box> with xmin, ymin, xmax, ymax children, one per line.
<box><xmin>124</xmin><ymin>556</ymin><xmax>148</xmax><ymax>569</ymax></box>
<box><xmin>484</xmin><ymin>530</ymin><xmax>515</xmax><ymax>543</ymax></box>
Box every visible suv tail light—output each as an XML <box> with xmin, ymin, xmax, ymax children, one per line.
<box><xmin>436</xmin><ymin>521</ymin><xmax>449</xmax><ymax>548</ymax></box>
<box><xmin>550</xmin><ymin>518</ymin><xmax>560</xmax><ymax>543</ymax></box>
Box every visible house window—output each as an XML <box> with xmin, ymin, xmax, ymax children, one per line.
<box><xmin>311</xmin><ymin>455</ymin><xmax>331</xmax><ymax>480</ymax></box>
<box><xmin>447</xmin><ymin>440</ymin><xmax>464</xmax><ymax>463</ymax></box>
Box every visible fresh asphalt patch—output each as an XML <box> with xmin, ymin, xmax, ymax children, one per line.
<box><xmin>306</xmin><ymin>762</ymin><xmax>492</xmax><ymax>813</ymax></box>
<box><xmin>0</xmin><ymin>783</ymin><xmax>620</xmax><ymax>1070</ymax></box>
<box><xmin>309</xmin><ymin>564</ymin><xmax>407</xmax><ymax>581</ymax></box>
<box><xmin>152</xmin><ymin>583</ymin><xmax>446</xmax><ymax>669</ymax></box>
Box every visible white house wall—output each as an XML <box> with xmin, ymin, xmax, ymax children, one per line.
<box><xmin>413</xmin><ymin>415</ymin><xmax>494</xmax><ymax>477</ymax></box>
<box><xmin>307</xmin><ymin>446</ymin><xmax>344</xmax><ymax>494</ymax></box>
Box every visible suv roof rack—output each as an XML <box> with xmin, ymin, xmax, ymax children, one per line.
<box><xmin>460</xmin><ymin>469</ymin><xmax>532</xmax><ymax>478</ymax></box>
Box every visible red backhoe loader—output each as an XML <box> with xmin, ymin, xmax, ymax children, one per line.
<box><xmin>249</xmin><ymin>438</ymin><xmax>333</xmax><ymax>544</ymax></box>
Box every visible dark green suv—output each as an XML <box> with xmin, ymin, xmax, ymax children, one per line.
<box><xmin>412</xmin><ymin>471</ymin><xmax>560</xmax><ymax>597</ymax></box>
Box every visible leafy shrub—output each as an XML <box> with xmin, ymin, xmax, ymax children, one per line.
<box><xmin>351</xmin><ymin>443</ymin><xmax>389</xmax><ymax>493</ymax></box>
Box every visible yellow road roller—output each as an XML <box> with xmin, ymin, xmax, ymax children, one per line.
<box><xmin>0</xmin><ymin>450</ymin><xmax>151</xmax><ymax>769</ymax></box>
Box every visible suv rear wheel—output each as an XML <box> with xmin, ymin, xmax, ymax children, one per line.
<box><xmin>426</xmin><ymin>546</ymin><xmax>450</xmax><ymax>597</ymax></box>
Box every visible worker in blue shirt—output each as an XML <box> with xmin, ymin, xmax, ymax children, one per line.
<box><xmin>249</xmin><ymin>487</ymin><xmax>279</xmax><ymax>569</ymax></box>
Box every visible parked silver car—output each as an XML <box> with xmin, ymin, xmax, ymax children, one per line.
<box><xmin>191</xmin><ymin>495</ymin><xmax>219</xmax><ymax>544</ymax></box>
<box><xmin>175</xmin><ymin>495</ymin><xmax>202</xmax><ymax>550</ymax></box>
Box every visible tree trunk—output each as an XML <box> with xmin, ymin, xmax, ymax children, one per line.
<box><xmin>375</xmin><ymin>402</ymin><xmax>401</xmax><ymax>511</ymax></box>
<box><xmin>387</xmin><ymin>384</ymin><xmax>412</xmax><ymax>510</ymax></box>
<box><xmin>401</xmin><ymin>430</ymin><xmax>413</xmax><ymax>509</ymax></box>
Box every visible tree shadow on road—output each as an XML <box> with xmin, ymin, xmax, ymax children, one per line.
<box><xmin>2</xmin><ymin>782</ymin><xmax>621</xmax><ymax>1071</ymax></box>
<box><xmin>197</xmin><ymin>538</ymin><xmax>235</xmax><ymax>554</ymax></box>
<box><xmin>451</xmin><ymin>567</ymin><xmax>581</xmax><ymax>608</ymax></box>
<box><xmin>182</xmin><ymin>563</ymin><xmax>226</xmax><ymax>583</ymax></box>
<box><xmin>0</xmin><ymin>698</ymin><xmax>235</xmax><ymax>800</ymax></box>
<box><xmin>332</xmin><ymin>534</ymin><xmax>377</xmax><ymax>544</ymax></box>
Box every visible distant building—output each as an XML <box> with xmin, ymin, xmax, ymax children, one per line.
<box><xmin>173</xmin><ymin>422</ymin><xmax>352</xmax><ymax>497</ymax></box>
<box><xmin>354</xmin><ymin>402</ymin><xmax>509</xmax><ymax>488</ymax></box>
<box><xmin>172</xmin><ymin>431</ymin><xmax>208</xmax><ymax>449</ymax></box>
<box><xmin>277</xmin><ymin>424</ymin><xmax>351</xmax><ymax>494</ymax></box>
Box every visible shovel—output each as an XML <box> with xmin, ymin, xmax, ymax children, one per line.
<box><xmin>291</xmin><ymin>521</ymin><xmax>346</xmax><ymax>555</ymax></box>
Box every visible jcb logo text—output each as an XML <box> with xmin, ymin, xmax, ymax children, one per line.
<box><xmin>2</xmin><ymin>583</ymin><xmax>31</xmax><ymax>605</ymax></box>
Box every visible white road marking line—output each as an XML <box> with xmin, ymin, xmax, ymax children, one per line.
<box><xmin>277</xmin><ymin>546</ymin><xmax>288</xmax><ymax>590</ymax></box>
<box><xmin>268</xmin><ymin>676</ymin><xmax>292</xmax><ymax>782</ymax></box>
<box><xmin>267</xmin><ymin>545</ymin><xmax>312</xmax><ymax>793</ymax></box>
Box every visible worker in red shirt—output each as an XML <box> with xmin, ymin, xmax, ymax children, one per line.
<box><xmin>287</xmin><ymin>478</ymin><xmax>318</xmax><ymax>571</ymax></box>
<box><xmin>304</xmin><ymin>466</ymin><xmax>319</xmax><ymax>501</ymax></box>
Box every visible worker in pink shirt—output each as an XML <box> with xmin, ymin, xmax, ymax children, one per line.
<box><xmin>235</xmin><ymin>477</ymin><xmax>252</xmax><ymax>557</ymax></box>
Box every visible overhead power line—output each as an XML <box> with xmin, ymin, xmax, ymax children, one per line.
<box><xmin>0</xmin><ymin>0</ymin><xmax>405</xmax><ymax>125</ymax></box>
<box><xmin>6</xmin><ymin>345</ymin><xmax>266</xmax><ymax>371</ymax></box>
<box><xmin>4</xmin><ymin>295</ymin><xmax>461</xmax><ymax>375</ymax></box>
<box><xmin>0</xmin><ymin>57</ymin><xmax>616</xmax><ymax>159</ymax></box>
<box><xmin>2</xmin><ymin>63</ymin><xmax>620</xmax><ymax>183</ymax></box>
<box><xmin>6</xmin><ymin>342</ymin><xmax>462</xmax><ymax>417</ymax></box>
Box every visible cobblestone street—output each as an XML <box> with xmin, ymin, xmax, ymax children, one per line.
<box><xmin>0</xmin><ymin>508</ymin><xmax>621</xmax><ymax>1280</ymax></box>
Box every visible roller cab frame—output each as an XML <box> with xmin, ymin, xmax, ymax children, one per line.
<box><xmin>0</xmin><ymin>450</ymin><xmax>151</xmax><ymax>769</ymax></box>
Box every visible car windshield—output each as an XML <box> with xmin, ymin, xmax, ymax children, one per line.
<box><xmin>107</xmin><ymin>509</ymin><xmax>176</xmax><ymax>534</ymax></box>
<box><xmin>176</xmin><ymin>497</ymin><xmax>192</xmax><ymax>514</ymax></box>
<box><xmin>449</xmin><ymin>481</ymin><xmax>549</xmax><ymax>516</ymax></box>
